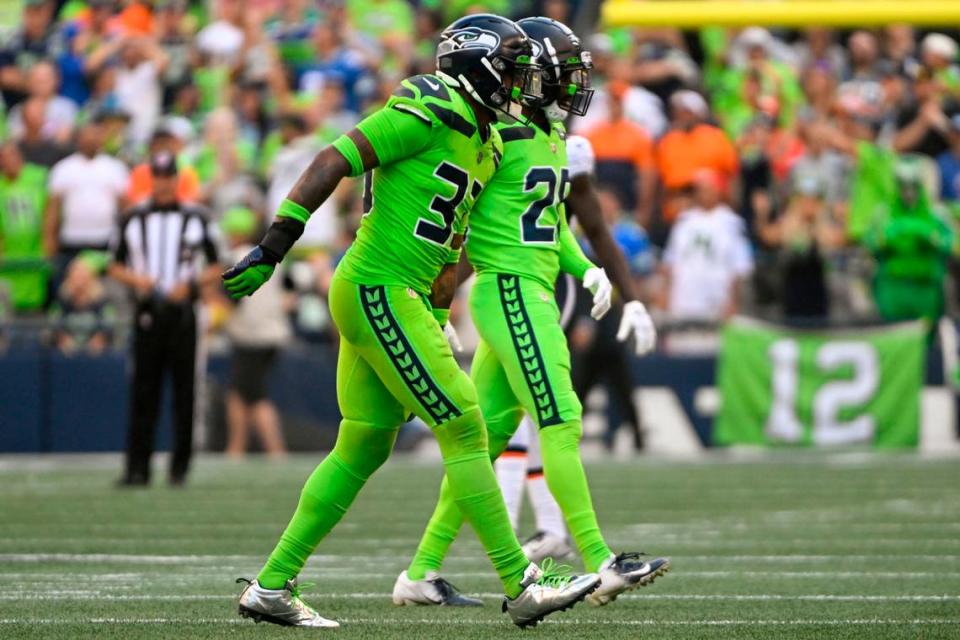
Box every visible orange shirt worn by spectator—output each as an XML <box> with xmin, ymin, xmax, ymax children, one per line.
<box><xmin>657</xmin><ymin>91</ymin><xmax>739</xmax><ymax>222</ymax></box>
<box><xmin>127</xmin><ymin>162</ymin><xmax>201</xmax><ymax>204</ymax></box>
<box><xmin>657</xmin><ymin>124</ymin><xmax>738</xmax><ymax>190</ymax></box>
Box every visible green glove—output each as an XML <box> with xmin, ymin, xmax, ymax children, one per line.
<box><xmin>222</xmin><ymin>246</ymin><xmax>278</xmax><ymax>298</ymax></box>
<box><xmin>222</xmin><ymin>203</ymin><xmax>308</xmax><ymax>298</ymax></box>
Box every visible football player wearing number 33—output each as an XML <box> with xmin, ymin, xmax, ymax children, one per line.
<box><xmin>224</xmin><ymin>14</ymin><xmax>602</xmax><ymax>630</ymax></box>
<box><xmin>393</xmin><ymin>17</ymin><xmax>668</xmax><ymax>611</ymax></box>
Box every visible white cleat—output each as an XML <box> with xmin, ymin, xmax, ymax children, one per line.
<box><xmin>236</xmin><ymin>578</ymin><xmax>339</xmax><ymax>628</ymax></box>
<box><xmin>392</xmin><ymin>570</ymin><xmax>483</xmax><ymax>606</ymax></box>
<box><xmin>521</xmin><ymin>530</ymin><xmax>574</xmax><ymax>563</ymax></box>
<box><xmin>503</xmin><ymin>561</ymin><xmax>600</xmax><ymax>628</ymax></box>
<box><xmin>587</xmin><ymin>553</ymin><xmax>671</xmax><ymax>606</ymax></box>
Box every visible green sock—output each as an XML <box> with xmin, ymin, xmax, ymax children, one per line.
<box><xmin>257</xmin><ymin>421</ymin><xmax>398</xmax><ymax>589</ymax></box>
<box><xmin>407</xmin><ymin>427</ymin><xmax>513</xmax><ymax>581</ymax></box>
<box><xmin>539</xmin><ymin>419</ymin><xmax>612</xmax><ymax>572</ymax></box>
<box><xmin>430</xmin><ymin>410</ymin><xmax>528</xmax><ymax>598</ymax></box>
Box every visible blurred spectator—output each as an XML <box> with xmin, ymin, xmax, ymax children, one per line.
<box><xmin>15</xmin><ymin>96</ymin><xmax>71</xmax><ymax>167</ymax></box>
<box><xmin>45</xmin><ymin>121</ymin><xmax>129</xmax><ymax>261</ymax></box>
<box><xmin>714</xmin><ymin>27</ymin><xmax>803</xmax><ymax>138</ymax></box>
<box><xmin>296</xmin><ymin>23</ymin><xmax>370</xmax><ymax>115</ymax></box>
<box><xmin>847</xmin><ymin>31</ymin><xmax>881</xmax><ymax>82</ymax></box>
<box><xmin>267</xmin><ymin>0</ymin><xmax>320</xmax><ymax>69</ymax></box>
<box><xmin>154</xmin><ymin>0</ymin><xmax>195</xmax><ymax>106</ymax></box>
<box><xmin>347</xmin><ymin>0</ymin><xmax>414</xmax><ymax>74</ymax></box>
<box><xmin>582</xmin><ymin>80</ymin><xmax>657</xmax><ymax>226</ymax></box>
<box><xmin>0</xmin><ymin>141</ymin><xmax>49</xmax><ymax>313</ymax></box>
<box><xmin>0</xmin><ymin>0</ymin><xmax>62</xmax><ymax>108</ymax></box>
<box><xmin>114</xmin><ymin>37</ymin><xmax>169</xmax><ymax>146</ymax></box>
<box><xmin>109</xmin><ymin>152</ymin><xmax>221</xmax><ymax>487</ymax></box>
<box><xmin>937</xmin><ymin>115</ymin><xmax>960</xmax><ymax>211</ymax></box>
<box><xmin>659</xmin><ymin>169</ymin><xmax>754</xmax><ymax>321</ymax></box>
<box><xmin>632</xmin><ymin>29</ymin><xmax>698</xmax><ymax>103</ymax></box>
<box><xmin>883</xmin><ymin>24</ymin><xmax>919</xmax><ymax>77</ymax></box>
<box><xmin>234</xmin><ymin>81</ymin><xmax>269</xmax><ymax>149</ymax></box>
<box><xmin>656</xmin><ymin>90</ymin><xmax>739</xmax><ymax>225</ymax></box>
<box><xmin>893</xmin><ymin>34</ymin><xmax>960</xmax><ymax>157</ymax></box>
<box><xmin>791</xmin><ymin>117</ymin><xmax>852</xmax><ymax>212</ymax></box>
<box><xmin>195</xmin><ymin>0</ymin><xmax>245</xmax><ymax>65</ymax></box>
<box><xmin>757</xmin><ymin>174</ymin><xmax>845</xmax><ymax>320</ymax></box>
<box><xmin>193</xmin><ymin>107</ymin><xmax>260</xmax><ymax>217</ymax></box>
<box><xmin>265</xmin><ymin>113</ymin><xmax>339</xmax><ymax>248</ymax></box>
<box><xmin>866</xmin><ymin>161</ymin><xmax>953</xmax><ymax>328</ymax></box>
<box><xmin>794</xmin><ymin>28</ymin><xmax>848</xmax><ymax>77</ymax></box>
<box><xmin>6</xmin><ymin>60</ymin><xmax>78</xmax><ymax>143</ymax></box>
<box><xmin>221</xmin><ymin>207</ymin><xmax>290</xmax><ymax>459</ymax></box>
<box><xmin>49</xmin><ymin>252</ymin><xmax>114</xmax><ymax>354</ymax></box>
<box><xmin>127</xmin><ymin>127</ymin><xmax>200</xmax><ymax>204</ymax></box>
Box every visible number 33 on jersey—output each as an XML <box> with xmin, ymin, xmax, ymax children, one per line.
<box><xmin>334</xmin><ymin>74</ymin><xmax>503</xmax><ymax>296</ymax></box>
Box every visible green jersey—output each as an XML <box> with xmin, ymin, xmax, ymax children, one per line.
<box><xmin>334</xmin><ymin>74</ymin><xmax>503</xmax><ymax>295</ymax></box>
<box><xmin>466</xmin><ymin>120</ymin><xmax>594</xmax><ymax>289</ymax></box>
<box><xmin>0</xmin><ymin>163</ymin><xmax>49</xmax><ymax>310</ymax></box>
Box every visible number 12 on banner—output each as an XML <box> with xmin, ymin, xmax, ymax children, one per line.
<box><xmin>766</xmin><ymin>339</ymin><xmax>879</xmax><ymax>445</ymax></box>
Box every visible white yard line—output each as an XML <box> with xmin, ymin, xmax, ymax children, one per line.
<box><xmin>4</xmin><ymin>553</ymin><xmax>960</xmax><ymax>565</ymax></box>
<box><xmin>0</xmin><ymin>593</ymin><xmax>957</xmax><ymax>602</ymax></box>
<box><xmin>0</xmin><ymin>617</ymin><xmax>957</xmax><ymax>626</ymax></box>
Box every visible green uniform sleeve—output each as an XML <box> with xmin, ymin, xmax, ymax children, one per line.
<box><xmin>348</xmin><ymin>100</ymin><xmax>435</xmax><ymax>170</ymax></box>
<box><xmin>557</xmin><ymin>206</ymin><xmax>595</xmax><ymax>279</ymax></box>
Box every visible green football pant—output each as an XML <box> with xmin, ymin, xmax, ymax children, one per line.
<box><xmin>407</xmin><ymin>273</ymin><xmax>612</xmax><ymax>579</ymax></box>
<box><xmin>258</xmin><ymin>274</ymin><xmax>529</xmax><ymax>597</ymax></box>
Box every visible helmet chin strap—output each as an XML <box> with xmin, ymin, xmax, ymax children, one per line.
<box><xmin>543</xmin><ymin>101</ymin><xmax>567</xmax><ymax>122</ymax></box>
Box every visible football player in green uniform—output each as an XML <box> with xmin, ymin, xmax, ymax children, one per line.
<box><xmin>392</xmin><ymin>17</ymin><xmax>668</xmax><ymax>610</ymax></box>
<box><xmin>223</xmin><ymin>14</ymin><xmax>600</xmax><ymax>629</ymax></box>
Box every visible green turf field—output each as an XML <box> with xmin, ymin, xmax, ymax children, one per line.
<box><xmin>0</xmin><ymin>453</ymin><xmax>958</xmax><ymax>639</ymax></box>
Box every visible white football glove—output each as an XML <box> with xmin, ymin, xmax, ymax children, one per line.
<box><xmin>443</xmin><ymin>322</ymin><xmax>463</xmax><ymax>353</ymax></box>
<box><xmin>582</xmin><ymin>267</ymin><xmax>612</xmax><ymax>320</ymax></box>
<box><xmin>617</xmin><ymin>300</ymin><xmax>657</xmax><ymax>356</ymax></box>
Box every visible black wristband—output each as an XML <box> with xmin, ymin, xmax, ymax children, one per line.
<box><xmin>259</xmin><ymin>217</ymin><xmax>305</xmax><ymax>261</ymax></box>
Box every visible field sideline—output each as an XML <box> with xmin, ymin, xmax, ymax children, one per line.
<box><xmin>1</xmin><ymin>453</ymin><xmax>958</xmax><ymax>639</ymax></box>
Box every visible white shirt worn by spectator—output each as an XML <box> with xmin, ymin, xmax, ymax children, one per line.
<box><xmin>663</xmin><ymin>205</ymin><xmax>754</xmax><ymax>321</ymax></box>
<box><xmin>115</xmin><ymin>61</ymin><xmax>161</xmax><ymax>145</ymax></box>
<box><xmin>226</xmin><ymin>244</ymin><xmax>292</xmax><ymax>348</ymax></box>
<box><xmin>7</xmin><ymin>97</ymin><xmax>78</xmax><ymax>139</ymax></box>
<box><xmin>570</xmin><ymin>85</ymin><xmax>667</xmax><ymax>139</ymax></box>
<box><xmin>267</xmin><ymin>136</ymin><xmax>338</xmax><ymax>248</ymax></box>
<box><xmin>49</xmin><ymin>153</ymin><xmax>129</xmax><ymax>248</ymax></box>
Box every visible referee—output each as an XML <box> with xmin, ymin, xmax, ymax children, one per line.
<box><xmin>108</xmin><ymin>152</ymin><xmax>221</xmax><ymax>487</ymax></box>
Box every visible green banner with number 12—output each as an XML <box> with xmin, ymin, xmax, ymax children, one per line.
<box><xmin>715</xmin><ymin>318</ymin><xmax>925</xmax><ymax>447</ymax></box>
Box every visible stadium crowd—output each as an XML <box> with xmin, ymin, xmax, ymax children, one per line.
<box><xmin>0</xmin><ymin>0</ymin><xmax>959</xmax><ymax>354</ymax></box>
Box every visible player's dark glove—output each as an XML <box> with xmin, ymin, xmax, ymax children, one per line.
<box><xmin>222</xmin><ymin>246</ymin><xmax>278</xmax><ymax>298</ymax></box>
<box><xmin>221</xmin><ymin>215</ymin><xmax>305</xmax><ymax>298</ymax></box>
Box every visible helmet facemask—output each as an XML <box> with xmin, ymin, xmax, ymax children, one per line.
<box><xmin>555</xmin><ymin>52</ymin><xmax>594</xmax><ymax>117</ymax></box>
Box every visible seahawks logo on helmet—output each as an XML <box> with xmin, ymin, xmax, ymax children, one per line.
<box><xmin>439</xmin><ymin>28</ymin><xmax>501</xmax><ymax>56</ymax></box>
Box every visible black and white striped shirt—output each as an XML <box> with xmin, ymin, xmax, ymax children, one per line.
<box><xmin>111</xmin><ymin>202</ymin><xmax>219</xmax><ymax>295</ymax></box>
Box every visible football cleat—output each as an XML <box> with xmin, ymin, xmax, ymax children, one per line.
<box><xmin>586</xmin><ymin>552</ymin><xmax>671</xmax><ymax>606</ymax></box>
<box><xmin>236</xmin><ymin>578</ymin><xmax>339</xmax><ymax>628</ymax></box>
<box><xmin>522</xmin><ymin>530</ymin><xmax>574</xmax><ymax>563</ymax></box>
<box><xmin>392</xmin><ymin>570</ymin><xmax>484</xmax><ymax>606</ymax></box>
<box><xmin>502</xmin><ymin>560</ymin><xmax>600</xmax><ymax>628</ymax></box>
